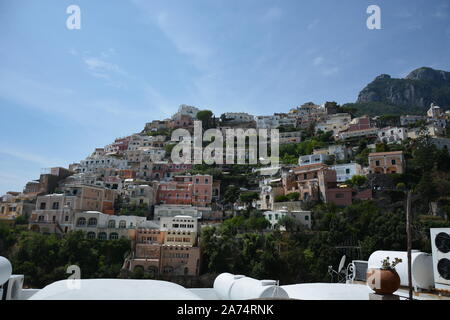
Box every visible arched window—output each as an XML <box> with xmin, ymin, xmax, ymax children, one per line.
<box><xmin>98</xmin><ymin>232</ymin><xmax>107</xmax><ymax>240</ymax></box>
<box><xmin>76</xmin><ymin>217</ymin><xmax>86</xmax><ymax>227</ymax></box>
<box><xmin>119</xmin><ymin>220</ymin><xmax>126</xmax><ymax>228</ymax></box>
<box><xmin>133</xmin><ymin>265</ymin><xmax>144</xmax><ymax>273</ymax></box>
<box><xmin>163</xmin><ymin>266</ymin><xmax>174</xmax><ymax>274</ymax></box>
<box><xmin>108</xmin><ymin>220</ymin><xmax>116</xmax><ymax>228</ymax></box>
<box><xmin>88</xmin><ymin>217</ymin><xmax>97</xmax><ymax>227</ymax></box>
<box><xmin>148</xmin><ymin>266</ymin><xmax>158</xmax><ymax>278</ymax></box>
<box><xmin>87</xmin><ymin>232</ymin><xmax>96</xmax><ymax>239</ymax></box>
<box><xmin>109</xmin><ymin>232</ymin><xmax>119</xmax><ymax>240</ymax></box>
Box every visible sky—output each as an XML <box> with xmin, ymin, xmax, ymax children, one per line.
<box><xmin>0</xmin><ymin>0</ymin><xmax>449</xmax><ymax>194</ymax></box>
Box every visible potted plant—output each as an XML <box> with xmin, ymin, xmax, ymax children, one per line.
<box><xmin>367</xmin><ymin>257</ymin><xmax>402</xmax><ymax>295</ymax></box>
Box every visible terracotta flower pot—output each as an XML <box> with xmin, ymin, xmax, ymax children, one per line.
<box><xmin>366</xmin><ymin>268</ymin><xmax>401</xmax><ymax>295</ymax></box>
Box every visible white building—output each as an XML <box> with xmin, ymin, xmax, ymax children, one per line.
<box><xmin>256</xmin><ymin>115</ymin><xmax>297</xmax><ymax>129</ymax></box>
<box><xmin>338</xmin><ymin>127</ymin><xmax>378</xmax><ymax>140</ymax></box>
<box><xmin>377</xmin><ymin>127</ymin><xmax>408</xmax><ymax>144</ymax></box>
<box><xmin>279</xmin><ymin>131</ymin><xmax>302</xmax><ymax>144</ymax></box>
<box><xmin>172</xmin><ymin>104</ymin><xmax>200</xmax><ymax>120</ymax></box>
<box><xmin>427</xmin><ymin>103</ymin><xmax>443</xmax><ymax>118</ymax></box>
<box><xmin>315</xmin><ymin>113</ymin><xmax>351</xmax><ymax>135</ymax></box>
<box><xmin>400</xmin><ymin>115</ymin><xmax>425</xmax><ymax>126</ymax></box>
<box><xmin>124</xmin><ymin>184</ymin><xmax>154</xmax><ymax>206</ymax></box>
<box><xmin>331</xmin><ymin>163</ymin><xmax>362</xmax><ymax>182</ymax></box>
<box><xmin>79</xmin><ymin>156</ymin><xmax>129</xmax><ymax>173</ymax></box>
<box><xmin>431</xmin><ymin>137</ymin><xmax>450</xmax><ymax>152</ymax></box>
<box><xmin>313</xmin><ymin>144</ymin><xmax>352</xmax><ymax>161</ymax></box>
<box><xmin>407</xmin><ymin>124</ymin><xmax>445</xmax><ymax>139</ymax></box>
<box><xmin>159</xmin><ymin>215</ymin><xmax>199</xmax><ymax>233</ymax></box>
<box><xmin>73</xmin><ymin>211</ymin><xmax>152</xmax><ymax>240</ymax></box>
<box><xmin>127</xmin><ymin>134</ymin><xmax>163</xmax><ymax>151</ymax></box>
<box><xmin>154</xmin><ymin>205</ymin><xmax>201</xmax><ymax>220</ymax></box>
<box><xmin>299</xmin><ymin>153</ymin><xmax>329</xmax><ymax>166</ymax></box>
<box><xmin>221</xmin><ymin>112</ymin><xmax>254</xmax><ymax>123</ymax></box>
<box><xmin>263</xmin><ymin>210</ymin><xmax>312</xmax><ymax>230</ymax></box>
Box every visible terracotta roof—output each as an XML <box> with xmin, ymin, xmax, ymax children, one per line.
<box><xmin>369</xmin><ymin>151</ymin><xmax>403</xmax><ymax>156</ymax></box>
<box><xmin>293</xmin><ymin>163</ymin><xmax>327</xmax><ymax>171</ymax></box>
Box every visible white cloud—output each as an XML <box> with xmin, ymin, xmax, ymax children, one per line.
<box><xmin>0</xmin><ymin>147</ymin><xmax>64</xmax><ymax>167</ymax></box>
<box><xmin>261</xmin><ymin>7</ymin><xmax>282</xmax><ymax>22</ymax></box>
<box><xmin>154</xmin><ymin>11</ymin><xmax>212</xmax><ymax>61</ymax></box>
<box><xmin>307</xmin><ymin>19</ymin><xmax>320</xmax><ymax>30</ymax></box>
<box><xmin>322</xmin><ymin>66</ymin><xmax>340</xmax><ymax>76</ymax></box>
<box><xmin>313</xmin><ymin>56</ymin><xmax>324</xmax><ymax>66</ymax></box>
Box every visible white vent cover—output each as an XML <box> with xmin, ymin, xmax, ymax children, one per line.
<box><xmin>430</xmin><ymin>228</ymin><xmax>450</xmax><ymax>290</ymax></box>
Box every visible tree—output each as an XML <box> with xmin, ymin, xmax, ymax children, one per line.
<box><xmin>277</xmin><ymin>215</ymin><xmax>302</xmax><ymax>232</ymax></box>
<box><xmin>197</xmin><ymin>110</ymin><xmax>214</xmax><ymax>130</ymax></box>
<box><xmin>274</xmin><ymin>195</ymin><xmax>289</xmax><ymax>202</ymax></box>
<box><xmin>239</xmin><ymin>192</ymin><xmax>259</xmax><ymax>208</ymax></box>
<box><xmin>286</xmin><ymin>192</ymin><xmax>300</xmax><ymax>201</ymax></box>
<box><xmin>345</xmin><ymin>175</ymin><xmax>368</xmax><ymax>187</ymax></box>
<box><xmin>224</xmin><ymin>185</ymin><xmax>240</xmax><ymax>205</ymax></box>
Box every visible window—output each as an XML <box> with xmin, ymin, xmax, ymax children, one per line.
<box><xmin>108</xmin><ymin>220</ymin><xmax>116</xmax><ymax>228</ymax></box>
<box><xmin>98</xmin><ymin>232</ymin><xmax>107</xmax><ymax>240</ymax></box>
<box><xmin>76</xmin><ymin>217</ymin><xmax>86</xmax><ymax>226</ymax></box>
<box><xmin>391</xmin><ymin>159</ymin><xmax>396</xmax><ymax>165</ymax></box>
<box><xmin>109</xmin><ymin>233</ymin><xmax>119</xmax><ymax>240</ymax></box>
<box><xmin>40</xmin><ymin>202</ymin><xmax>46</xmax><ymax>210</ymax></box>
<box><xmin>65</xmin><ymin>216</ymin><xmax>69</xmax><ymax>222</ymax></box>
<box><xmin>305</xmin><ymin>215</ymin><xmax>309</xmax><ymax>221</ymax></box>
<box><xmin>88</xmin><ymin>218</ymin><xmax>97</xmax><ymax>227</ymax></box>
<box><xmin>119</xmin><ymin>220</ymin><xmax>126</xmax><ymax>228</ymax></box>
<box><xmin>345</xmin><ymin>169</ymin><xmax>350</xmax><ymax>174</ymax></box>
<box><xmin>52</xmin><ymin>202</ymin><xmax>59</xmax><ymax>210</ymax></box>
<box><xmin>87</xmin><ymin>232</ymin><xmax>96</xmax><ymax>240</ymax></box>
<box><xmin>52</xmin><ymin>216</ymin><xmax>56</xmax><ymax>222</ymax></box>
<box><xmin>375</xmin><ymin>160</ymin><xmax>380</xmax><ymax>166</ymax></box>
<box><xmin>38</xmin><ymin>215</ymin><xmax>44</xmax><ymax>221</ymax></box>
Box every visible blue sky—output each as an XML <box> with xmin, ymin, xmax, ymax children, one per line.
<box><xmin>0</xmin><ymin>0</ymin><xmax>449</xmax><ymax>194</ymax></box>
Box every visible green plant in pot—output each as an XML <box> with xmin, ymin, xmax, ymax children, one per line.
<box><xmin>367</xmin><ymin>257</ymin><xmax>402</xmax><ymax>295</ymax></box>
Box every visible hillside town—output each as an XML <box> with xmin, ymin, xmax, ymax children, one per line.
<box><xmin>1</xmin><ymin>101</ymin><xmax>450</xmax><ymax>284</ymax></box>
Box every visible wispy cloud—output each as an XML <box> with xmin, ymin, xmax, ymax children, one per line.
<box><xmin>84</xmin><ymin>57</ymin><xmax>124</xmax><ymax>75</ymax></box>
<box><xmin>261</xmin><ymin>7</ymin><xmax>282</xmax><ymax>22</ymax></box>
<box><xmin>313</xmin><ymin>56</ymin><xmax>324</xmax><ymax>66</ymax></box>
<box><xmin>433</xmin><ymin>3</ymin><xmax>449</xmax><ymax>19</ymax></box>
<box><xmin>322</xmin><ymin>66</ymin><xmax>340</xmax><ymax>76</ymax></box>
<box><xmin>0</xmin><ymin>147</ymin><xmax>64</xmax><ymax>167</ymax></box>
<box><xmin>82</xmin><ymin>54</ymin><xmax>128</xmax><ymax>88</ymax></box>
<box><xmin>154</xmin><ymin>11</ymin><xmax>212</xmax><ymax>61</ymax></box>
<box><xmin>307</xmin><ymin>19</ymin><xmax>320</xmax><ymax>30</ymax></box>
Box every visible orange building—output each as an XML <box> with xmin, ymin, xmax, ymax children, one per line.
<box><xmin>368</xmin><ymin>151</ymin><xmax>405</xmax><ymax>174</ymax></box>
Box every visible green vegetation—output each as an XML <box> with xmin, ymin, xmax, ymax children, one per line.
<box><xmin>0</xmin><ymin>226</ymin><xmax>131</xmax><ymax>288</ymax></box>
<box><xmin>342</xmin><ymin>102</ymin><xmax>424</xmax><ymax>117</ymax></box>
<box><xmin>200</xmin><ymin>200</ymin><xmax>450</xmax><ymax>284</ymax></box>
<box><xmin>197</xmin><ymin>110</ymin><xmax>215</xmax><ymax>129</ymax></box>
<box><xmin>279</xmin><ymin>131</ymin><xmax>334</xmax><ymax>165</ymax></box>
<box><xmin>274</xmin><ymin>195</ymin><xmax>289</xmax><ymax>202</ymax></box>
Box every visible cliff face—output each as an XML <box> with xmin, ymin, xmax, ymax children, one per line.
<box><xmin>356</xmin><ymin>67</ymin><xmax>450</xmax><ymax>109</ymax></box>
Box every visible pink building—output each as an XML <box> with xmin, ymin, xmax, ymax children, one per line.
<box><xmin>156</xmin><ymin>175</ymin><xmax>212</xmax><ymax>207</ymax></box>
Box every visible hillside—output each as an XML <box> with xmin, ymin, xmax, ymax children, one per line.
<box><xmin>351</xmin><ymin>67</ymin><xmax>450</xmax><ymax>116</ymax></box>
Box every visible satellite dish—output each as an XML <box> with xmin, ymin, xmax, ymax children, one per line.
<box><xmin>338</xmin><ymin>255</ymin><xmax>346</xmax><ymax>273</ymax></box>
